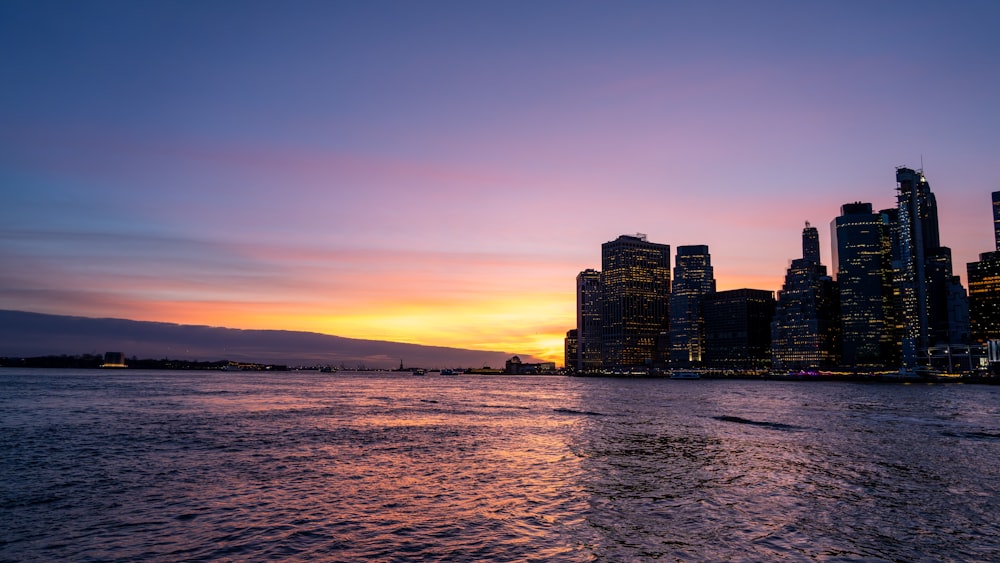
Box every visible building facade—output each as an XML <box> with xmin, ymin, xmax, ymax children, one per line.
<box><xmin>968</xmin><ymin>251</ymin><xmax>1000</xmax><ymax>343</ymax></box>
<box><xmin>771</xmin><ymin>223</ymin><xmax>840</xmax><ymax>371</ymax></box>
<box><xmin>601</xmin><ymin>234</ymin><xmax>671</xmax><ymax>369</ymax></box>
<box><xmin>669</xmin><ymin>245</ymin><xmax>716</xmax><ymax>368</ymax></box>
<box><xmin>893</xmin><ymin>167</ymin><xmax>969</xmax><ymax>367</ymax></box>
<box><xmin>831</xmin><ymin>202</ymin><xmax>895</xmax><ymax>368</ymax></box>
<box><xmin>993</xmin><ymin>190</ymin><xmax>1000</xmax><ymax>251</ymax></box>
<box><xmin>564</xmin><ymin>329</ymin><xmax>578</xmax><ymax>372</ymax></box>
<box><xmin>575</xmin><ymin>269</ymin><xmax>602</xmax><ymax>372</ymax></box>
<box><xmin>703</xmin><ymin>289</ymin><xmax>775</xmax><ymax>372</ymax></box>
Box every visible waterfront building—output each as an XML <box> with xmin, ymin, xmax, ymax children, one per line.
<box><xmin>575</xmin><ymin>268</ymin><xmax>602</xmax><ymax>372</ymax></box>
<box><xmin>669</xmin><ymin>245</ymin><xmax>716</xmax><ymax>367</ymax></box>
<box><xmin>771</xmin><ymin>222</ymin><xmax>840</xmax><ymax>371</ymax></box>
<box><xmin>505</xmin><ymin>356</ymin><xmax>556</xmax><ymax>375</ymax></box>
<box><xmin>968</xmin><ymin>251</ymin><xmax>1000</xmax><ymax>343</ymax></box>
<box><xmin>893</xmin><ymin>167</ymin><xmax>969</xmax><ymax>367</ymax></box>
<box><xmin>970</xmin><ymin>191</ymin><xmax>1000</xmax><ymax>345</ymax></box>
<box><xmin>702</xmin><ymin>289</ymin><xmax>775</xmax><ymax>372</ymax></box>
<box><xmin>831</xmin><ymin>202</ymin><xmax>895</xmax><ymax>368</ymax></box>
<box><xmin>564</xmin><ymin>329</ymin><xmax>578</xmax><ymax>372</ymax></box>
<box><xmin>601</xmin><ymin>234</ymin><xmax>671</xmax><ymax>369</ymax></box>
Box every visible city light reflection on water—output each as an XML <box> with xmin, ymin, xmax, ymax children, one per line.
<box><xmin>1</xmin><ymin>369</ymin><xmax>998</xmax><ymax>561</ymax></box>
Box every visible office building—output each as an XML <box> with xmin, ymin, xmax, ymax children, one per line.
<box><xmin>564</xmin><ymin>329</ymin><xmax>578</xmax><ymax>372</ymax></box>
<box><xmin>831</xmin><ymin>202</ymin><xmax>895</xmax><ymax>368</ymax></box>
<box><xmin>994</xmin><ymin>191</ymin><xmax>1000</xmax><ymax>251</ymax></box>
<box><xmin>772</xmin><ymin>223</ymin><xmax>840</xmax><ymax>371</ymax></box>
<box><xmin>968</xmin><ymin>252</ymin><xmax>1000</xmax><ymax>343</ymax></box>
<box><xmin>575</xmin><ymin>269</ymin><xmax>602</xmax><ymax>372</ymax></box>
<box><xmin>893</xmin><ymin>167</ymin><xmax>969</xmax><ymax>366</ymax></box>
<box><xmin>669</xmin><ymin>245</ymin><xmax>716</xmax><ymax>367</ymax></box>
<box><xmin>703</xmin><ymin>289</ymin><xmax>775</xmax><ymax>372</ymax></box>
<box><xmin>601</xmin><ymin>234</ymin><xmax>671</xmax><ymax>369</ymax></box>
<box><xmin>803</xmin><ymin>221</ymin><xmax>821</xmax><ymax>264</ymax></box>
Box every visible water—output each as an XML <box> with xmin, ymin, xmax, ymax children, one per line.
<box><xmin>2</xmin><ymin>369</ymin><xmax>998</xmax><ymax>562</ymax></box>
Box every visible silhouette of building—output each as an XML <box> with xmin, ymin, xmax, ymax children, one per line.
<box><xmin>994</xmin><ymin>191</ymin><xmax>1000</xmax><ymax>251</ymax></box>
<box><xmin>564</xmin><ymin>329</ymin><xmax>578</xmax><ymax>371</ymax></box>
<box><xmin>832</xmin><ymin>202</ymin><xmax>895</xmax><ymax>368</ymax></box>
<box><xmin>601</xmin><ymin>234</ymin><xmax>671</xmax><ymax>369</ymax></box>
<box><xmin>575</xmin><ymin>268</ymin><xmax>602</xmax><ymax>372</ymax></box>
<box><xmin>772</xmin><ymin>222</ymin><xmax>840</xmax><ymax>371</ymax></box>
<box><xmin>702</xmin><ymin>289</ymin><xmax>775</xmax><ymax>372</ymax></box>
<box><xmin>669</xmin><ymin>245</ymin><xmax>716</xmax><ymax>368</ymax></box>
<box><xmin>802</xmin><ymin>221</ymin><xmax>821</xmax><ymax>264</ymax></box>
<box><xmin>505</xmin><ymin>355</ymin><xmax>555</xmax><ymax>375</ymax></box>
<box><xmin>893</xmin><ymin>167</ymin><xmax>969</xmax><ymax>367</ymax></box>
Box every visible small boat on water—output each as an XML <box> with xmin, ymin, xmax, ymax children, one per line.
<box><xmin>670</xmin><ymin>371</ymin><xmax>701</xmax><ymax>380</ymax></box>
<box><xmin>413</xmin><ymin>368</ymin><xmax>427</xmax><ymax>375</ymax></box>
<box><xmin>440</xmin><ymin>369</ymin><xmax>456</xmax><ymax>375</ymax></box>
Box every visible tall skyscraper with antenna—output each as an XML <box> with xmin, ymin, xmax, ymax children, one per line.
<box><xmin>893</xmin><ymin>167</ymin><xmax>968</xmax><ymax>368</ymax></box>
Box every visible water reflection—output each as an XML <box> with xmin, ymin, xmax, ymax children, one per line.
<box><xmin>1</xmin><ymin>370</ymin><xmax>998</xmax><ymax>561</ymax></box>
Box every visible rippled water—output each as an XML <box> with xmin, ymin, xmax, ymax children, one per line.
<box><xmin>2</xmin><ymin>369</ymin><xmax>998</xmax><ymax>562</ymax></box>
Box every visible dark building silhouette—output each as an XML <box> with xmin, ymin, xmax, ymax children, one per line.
<box><xmin>564</xmin><ymin>329</ymin><xmax>578</xmax><ymax>371</ymax></box>
<box><xmin>669</xmin><ymin>245</ymin><xmax>716</xmax><ymax>368</ymax></box>
<box><xmin>893</xmin><ymin>167</ymin><xmax>969</xmax><ymax>367</ymax></box>
<box><xmin>575</xmin><ymin>268</ymin><xmax>602</xmax><ymax>372</ymax></box>
<box><xmin>832</xmin><ymin>202</ymin><xmax>895</xmax><ymax>368</ymax></box>
<box><xmin>703</xmin><ymin>289</ymin><xmax>775</xmax><ymax>371</ymax></box>
<box><xmin>601</xmin><ymin>234</ymin><xmax>671</xmax><ymax>369</ymax></box>
<box><xmin>772</xmin><ymin>222</ymin><xmax>840</xmax><ymax>371</ymax></box>
<box><xmin>994</xmin><ymin>191</ymin><xmax>1000</xmax><ymax>251</ymax></box>
<box><xmin>802</xmin><ymin>221</ymin><xmax>821</xmax><ymax>264</ymax></box>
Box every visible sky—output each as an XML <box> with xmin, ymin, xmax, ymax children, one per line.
<box><xmin>2</xmin><ymin>1</ymin><xmax>999</xmax><ymax>366</ymax></box>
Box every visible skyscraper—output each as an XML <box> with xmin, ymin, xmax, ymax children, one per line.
<box><xmin>993</xmin><ymin>191</ymin><xmax>1000</xmax><ymax>251</ymax></box>
<box><xmin>832</xmin><ymin>202</ymin><xmax>894</xmax><ymax>368</ymax></box>
<box><xmin>771</xmin><ymin>222</ymin><xmax>840</xmax><ymax>371</ymax></box>
<box><xmin>893</xmin><ymin>167</ymin><xmax>969</xmax><ymax>367</ymax></box>
<box><xmin>968</xmin><ymin>191</ymin><xmax>1000</xmax><ymax>344</ymax></box>
<box><xmin>803</xmin><ymin>221</ymin><xmax>821</xmax><ymax>264</ymax></box>
<box><xmin>968</xmin><ymin>251</ymin><xmax>1000</xmax><ymax>343</ymax></box>
<box><xmin>564</xmin><ymin>329</ymin><xmax>578</xmax><ymax>371</ymax></box>
<box><xmin>601</xmin><ymin>234</ymin><xmax>671</xmax><ymax>369</ymax></box>
<box><xmin>703</xmin><ymin>288</ymin><xmax>775</xmax><ymax>372</ymax></box>
<box><xmin>669</xmin><ymin>245</ymin><xmax>716</xmax><ymax>367</ymax></box>
<box><xmin>576</xmin><ymin>269</ymin><xmax>602</xmax><ymax>372</ymax></box>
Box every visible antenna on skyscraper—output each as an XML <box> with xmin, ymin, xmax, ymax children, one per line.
<box><xmin>920</xmin><ymin>154</ymin><xmax>924</xmax><ymax>173</ymax></box>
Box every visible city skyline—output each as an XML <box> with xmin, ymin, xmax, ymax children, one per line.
<box><xmin>3</xmin><ymin>2</ymin><xmax>1000</xmax><ymax>365</ymax></box>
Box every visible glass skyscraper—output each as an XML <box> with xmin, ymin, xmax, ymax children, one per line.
<box><xmin>669</xmin><ymin>245</ymin><xmax>715</xmax><ymax>367</ymax></box>
<box><xmin>832</xmin><ymin>202</ymin><xmax>895</xmax><ymax>368</ymax></box>
<box><xmin>575</xmin><ymin>269</ymin><xmax>602</xmax><ymax>372</ymax></box>
<box><xmin>894</xmin><ymin>167</ymin><xmax>969</xmax><ymax>367</ymax></box>
<box><xmin>601</xmin><ymin>234</ymin><xmax>671</xmax><ymax>369</ymax></box>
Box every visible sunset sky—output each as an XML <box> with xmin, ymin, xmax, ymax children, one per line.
<box><xmin>2</xmin><ymin>1</ymin><xmax>999</xmax><ymax>365</ymax></box>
